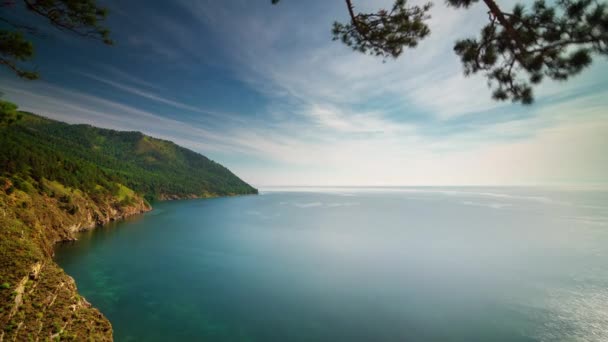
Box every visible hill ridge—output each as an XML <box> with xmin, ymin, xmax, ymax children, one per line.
<box><xmin>1</xmin><ymin>112</ymin><xmax>257</xmax><ymax>201</ymax></box>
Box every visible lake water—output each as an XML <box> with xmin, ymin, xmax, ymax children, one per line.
<box><xmin>55</xmin><ymin>187</ymin><xmax>608</xmax><ymax>341</ymax></box>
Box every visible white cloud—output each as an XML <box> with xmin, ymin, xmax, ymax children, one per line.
<box><xmin>305</xmin><ymin>104</ymin><xmax>413</xmax><ymax>134</ymax></box>
<box><xmin>3</xmin><ymin>0</ymin><xmax>607</xmax><ymax>187</ymax></box>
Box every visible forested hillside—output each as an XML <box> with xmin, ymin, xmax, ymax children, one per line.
<box><xmin>0</xmin><ymin>112</ymin><xmax>256</xmax><ymax>340</ymax></box>
<box><xmin>0</xmin><ymin>113</ymin><xmax>257</xmax><ymax>201</ymax></box>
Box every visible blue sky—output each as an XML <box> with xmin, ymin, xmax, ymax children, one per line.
<box><xmin>1</xmin><ymin>0</ymin><xmax>607</xmax><ymax>186</ymax></box>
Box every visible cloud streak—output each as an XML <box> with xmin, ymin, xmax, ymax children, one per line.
<box><xmin>2</xmin><ymin>0</ymin><xmax>607</xmax><ymax>187</ymax></box>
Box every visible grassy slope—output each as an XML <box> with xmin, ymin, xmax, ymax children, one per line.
<box><xmin>0</xmin><ymin>113</ymin><xmax>257</xmax><ymax>340</ymax></box>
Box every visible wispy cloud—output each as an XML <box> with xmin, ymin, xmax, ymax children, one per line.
<box><xmin>76</xmin><ymin>71</ymin><xmax>207</xmax><ymax>113</ymax></box>
<box><xmin>2</xmin><ymin>0</ymin><xmax>607</xmax><ymax>186</ymax></box>
<box><xmin>304</xmin><ymin>104</ymin><xmax>414</xmax><ymax>134</ymax></box>
<box><xmin>0</xmin><ymin>82</ymin><xmax>254</xmax><ymax>155</ymax></box>
<box><xmin>98</xmin><ymin>65</ymin><xmax>164</xmax><ymax>91</ymax></box>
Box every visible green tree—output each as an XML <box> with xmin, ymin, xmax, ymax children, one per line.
<box><xmin>0</xmin><ymin>98</ymin><xmax>21</xmax><ymax>125</ymax></box>
<box><xmin>273</xmin><ymin>0</ymin><xmax>608</xmax><ymax>104</ymax></box>
<box><xmin>0</xmin><ymin>0</ymin><xmax>112</xmax><ymax>80</ymax></box>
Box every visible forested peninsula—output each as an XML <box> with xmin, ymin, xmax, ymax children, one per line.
<box><xmin>0</xmin><ymin>113</ymin><xmax>257</xmax><ymax>341</ymax></box>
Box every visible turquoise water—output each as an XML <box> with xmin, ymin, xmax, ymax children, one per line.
<box><xmin>55</xmin><ymin>187</ymin><xmax>608</xmax><ymax>341</ymax></box>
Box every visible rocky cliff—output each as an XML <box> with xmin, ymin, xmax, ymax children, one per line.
<box><xmin>0</xmin><ymin>178</ymin><xmax>150</xmax><ymax>341</ymax></box>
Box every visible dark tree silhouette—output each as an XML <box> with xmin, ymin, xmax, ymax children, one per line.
<box><xmin>331</xmin><ymin>0</ymin><xmax>432</xmax><ymax>58</ymax></box>
<box><xmin>0</xmin><ymin>0</ymin><xmax>112</xmax><ymax>80</ymax></box>
<box><xmin>274</xmin><ymin>0</ymin><xmax>608</xmax><ymax>104</ymax></box>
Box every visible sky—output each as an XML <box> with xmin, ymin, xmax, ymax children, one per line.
<box><xmin>1</xmin><ymin>0</ymin><xmax>607</xmax><ymax>187</ymax></box>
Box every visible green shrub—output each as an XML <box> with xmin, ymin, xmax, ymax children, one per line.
<box><xmin>11</xmin><ymin>176</ymin><xmax>34</xmax><ymax>193</ymax></box>
<box><xmin>58</xmin><ymin>194</ymin><xmax>72</xmax><ymax>204</ymax></box>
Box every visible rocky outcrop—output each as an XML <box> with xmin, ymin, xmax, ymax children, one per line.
<box><xmin>0</xmin><ymin>180</ymin><xmax>150</xmax><ymax>341</ymax></box>
<box><xmin>157</xmin><ymin>192</ymin><xmax>246</xmax><ymax>201</ymax></box>
<box><xmin>157</xmin><ymin>193</ymin><xmax>211</xmax><ymax>201</ymax></box>
<box><xmin>63</xmin><ymin>196</ymin><xmax>150</xmax><ymax>236</ymax></box>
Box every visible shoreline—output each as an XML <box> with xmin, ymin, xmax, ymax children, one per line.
<box><xmin>0</xmin><ymin>182</ymin><xmax>256</xmax><ymax>341</ymax></box>
<box><xmin>48</xmin><ymin>193</ymin><xmax>257</xmax><ymax>339</ymax></box>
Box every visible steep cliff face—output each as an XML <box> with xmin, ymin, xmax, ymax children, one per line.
<box><xmin>0</xmin><ymin>178</ymin><xmax>150</xmax><ymax>341</ymax></box>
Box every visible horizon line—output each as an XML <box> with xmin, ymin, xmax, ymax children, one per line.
<box><xmin>256</xmin><ymin>184</ymin><xmax>608</xmax><ymax>189</ymax></box>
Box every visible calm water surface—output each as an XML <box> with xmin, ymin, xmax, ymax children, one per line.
<box><xmin>55</xmin><ymin>187</ymin><xmax>608</xmax><ymax>341</ymax></box>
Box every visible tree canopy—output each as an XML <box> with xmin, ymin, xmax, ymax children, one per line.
<box><xmin>0</xmin><ymin>112</ymin><xmax>258</xmax><ymax>200</ymax></box>
<box><xmin>0</xmin><ymin>0</ymin><xmax>112</xmax><ymax>80</ymax></box>
<box><xmin>274</xmin><ymin>0</ymin><xmax>608</xmax><ymax>104</ymax></box>
<box><xmin>0</xmin><ymin>98</ymin><xmax>21</xmax><ymax>125</ymax></box>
